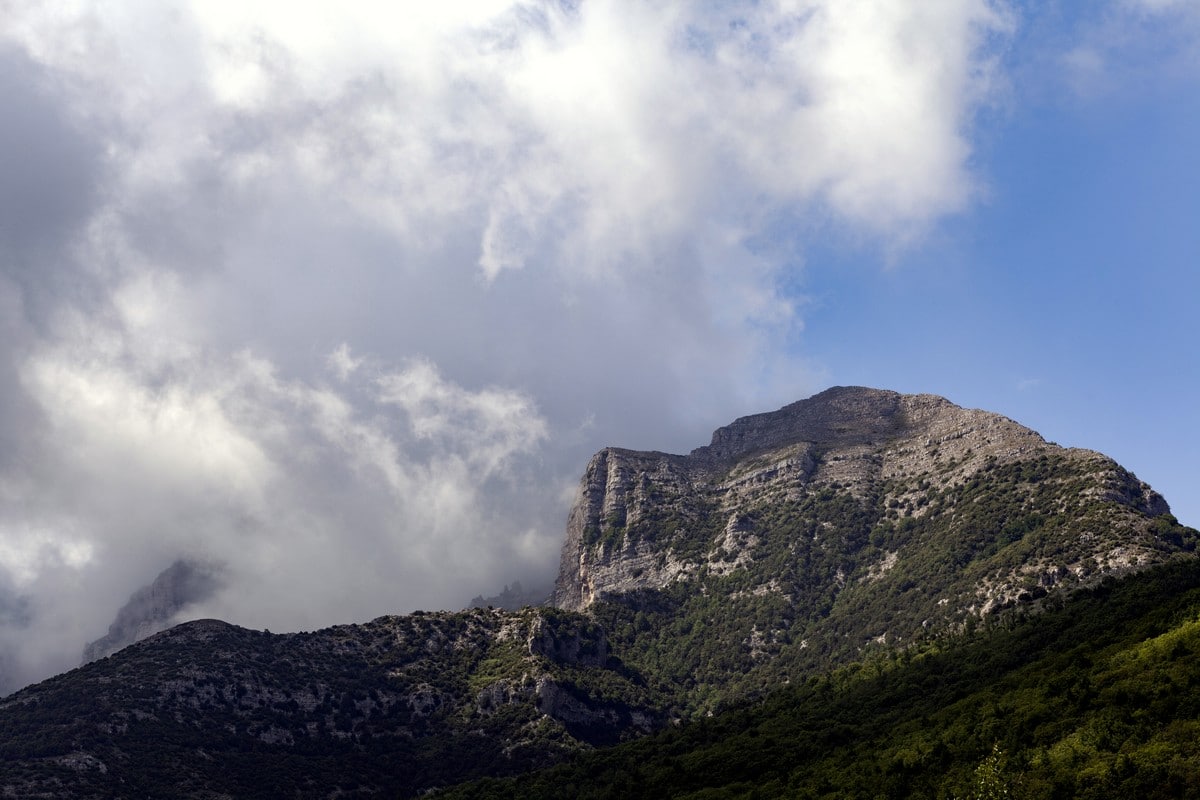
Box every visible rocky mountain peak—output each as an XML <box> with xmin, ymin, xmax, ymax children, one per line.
<box><xmin>1</xmin><ymin>386</ymin><xmax>1196</xmax><ymax>798</ymax></box>
<box><xmin>82</xmin><ymin>559</ymin><xmax>222</xmax><ymax>664</ymax></box>
<box><xmin>692</xmin><ymin>386</ymin><xmax>929</xmax><ymax>462</ymax></box>
<box><xmin>552</xmin><ymin>387</ymin><xmax>1178</xmax><ymax>615</ymax></box>
<box><xmin>690</xmin><ymin>386</ymin><xmax>1043</xmax><ymax>466</ymax></box>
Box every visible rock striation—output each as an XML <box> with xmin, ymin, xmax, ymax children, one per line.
<box><xmin>553</xmin><ymin>386</ymin><xmax>1176</xmax><ymax>614</ymax></box>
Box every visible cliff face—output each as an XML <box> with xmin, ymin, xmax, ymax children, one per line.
<box><xmin>553</xmin><ymin>387</ymin><xmax>1176</xmax><ymax>615</ymax></box>
<box><xmin>82</xmin><ymin>559</ymin><xmax>221</xmax><ymax>664</ymax></box>
<box><xmin>553</xmin><ymin>447</ymin><xmax>701</xmax><ymax>612</ymax></box>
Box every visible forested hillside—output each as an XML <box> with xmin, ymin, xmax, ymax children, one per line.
<box><xmin>439</xmin><ymin>559</ymin><xmax>1200</xmax><ymax>799</ymax></box>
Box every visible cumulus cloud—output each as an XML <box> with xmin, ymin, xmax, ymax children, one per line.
<box><xmin>8</xmin><ymin>1</ymin><xmax>1007</xmax><ymax>270</ymax></box>
<box><xmin>0</xmin><ymin>1</ymin><xmax>1010</xmax><ymax>692</ymax></box>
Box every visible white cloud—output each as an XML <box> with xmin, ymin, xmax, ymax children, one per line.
<box><xmin>0</xmin><ymin>523</ymin><xmax>94</xmax><ymax>588</ymax></box>
<box><xmin>326</xmin><ymin>342</ymin><xmax>362</xmax><ymax>382</ymax></box>
<box><xmin>1049</xmin><ymin>1</ymin><xmax>1200</xmax><ymax>97</ymax></box>
<box><xmin>3</xmin><ymin>0</ymin><xmax>1009</xmax><ymax>271</ymax></box>
<box><xmin>0</xmin><ymin>1</ymin><xmax>1014</xmax><ymax>691</ymax></box>
<box><xmin>0</xmin><ymin>290</ymin><xmax>555</xmax><ymax>689</ymax></box>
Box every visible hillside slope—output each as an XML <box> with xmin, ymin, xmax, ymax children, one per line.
<box><xmin>440</xmin><ymin>559</ymin><xmax>1200</xmax><ymax>799</ymax></box>
<box><xmin>0</xmin><ymin>607</ymin><xmax>653</xmax><ymax>798</ymax></box>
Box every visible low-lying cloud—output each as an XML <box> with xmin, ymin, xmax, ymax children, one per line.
<box><xmin>0</xmin><ymin>1</ymin><xmax>1011</xmax><ymax>692</ymax></box>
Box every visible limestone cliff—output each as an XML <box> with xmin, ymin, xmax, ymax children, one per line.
<box><xmin>553</xmin><ymin>386</ymin><xmax>1178</xmax><ymax>618</ymax></box>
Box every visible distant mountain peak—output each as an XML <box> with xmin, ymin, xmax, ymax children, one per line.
<box><xmin>82</xmin><ymin>559</ymin><xmax>222</xmax><ymax>664</ymax></box>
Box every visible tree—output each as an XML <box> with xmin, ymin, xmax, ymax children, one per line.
<box><xmin>961</xmin><ymin>743</ymin><xmax>1015</xmax><ymax>800</ymax></box>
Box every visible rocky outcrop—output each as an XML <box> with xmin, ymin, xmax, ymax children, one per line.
<box><xmin>553</xmin><ymin>386</ymin><xmax>1180</xmax><ymax>612</ymax></box>
<box><xmin>526</xmin><ymin>613</ymin><xmax>608</xmax><ymax>667</ymax></box>
<box><xmin>468</xmin><ymin>580</ymin><xmax>550</xmax><ymax>610</ymax></box>
<box><xmin>552</xmin><ymin>447</ymin><xmax>703</xmax><ymax>611</ymax></box>
<box><xmin>82</xmin><ymin>559</ymin><xmax>221</xmax><ymax>664</ymax></box>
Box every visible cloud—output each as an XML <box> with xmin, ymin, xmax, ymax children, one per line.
<box><xmin>1053</xmin><ymin>1</ymin><xmax>1200</xmax><ymax>96</ymax></box>
<box><xmin>0</xmin><ymin>1</ymin><xmax>1012</xmax><ymax>692</ymax></box>
<box><xmin>1</xmin><ymin>286</ymin><xmax>554</xmax><ymax>689</ymax></box>
<box><xmin>0</xmin><ymin>45</ymin><xmax>101</xmax><ymax>273</ymax></box>
<box><xmin>8</xmin><ymin>1</ymin><xmax>1008</xmax><ymax>271</ymax></box>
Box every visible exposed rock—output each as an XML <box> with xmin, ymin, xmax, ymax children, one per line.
<box><xmin>553</xmin><ymin>447</ymin><xmax>702</xmax><ymax>611</ymax></box>
<box><xmin>553</xmin><ymin>386</ymin><xmax>1180</xmax><ymax>612</ymax></box>
<box><xmin>0</xmin><ymin>385</ymin><xmax>1196</xmax><ymax>799</ymax></box>
<box><xmin>5</xmin><ymin>603</ymin><xmax>663</xmax><ymax>797</ymax></box>
<box><xmin>526</xmin><ymin>612</ymin><xmax>608</xmax><ymax>667</ymax></box>
<box><xmin>82</xmin><ymin>559</ymin><xmax>222</xmax><ymax>664</ymax></box>
<box><xmin>468</xmin><ymin>580</ymin><xmax>551</xmax><ymax>610</ymax></box>
<box><xmin>532</xmin><ymin>676</ymin><xmax>659</xmax><ymax>741</ymax></box>
<box><xmin>476</xmin><ymin>678</ymin><xmax>527</xmax><ymax>712</ymax></box>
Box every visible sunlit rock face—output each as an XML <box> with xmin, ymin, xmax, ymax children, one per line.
<box><xmin>553</xmin><ymin>386</ymin><xmax>1179</xmax><ymax>617</ymax></box>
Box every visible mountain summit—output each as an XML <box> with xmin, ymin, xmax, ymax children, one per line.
<box><xmin>555</xmin><ymin>387</ymin><xmax>1174</xmax><ymax>624</ymax></box>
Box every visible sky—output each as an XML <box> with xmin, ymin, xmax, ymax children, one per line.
<box><xmin>0</xmin><ymin>1</ymin><xmax>1196</xmax><ymax>693</ymax></box>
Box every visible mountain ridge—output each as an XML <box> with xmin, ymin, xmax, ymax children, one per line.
<box><xmin>554</xmin><ymin>386</ymin><xmax>1170</xmax><ymax>616</ymax></box>
<box><xmin>2</xmin><ymin>386</ymin><xmax>1195</xmax><ymax>798</ymax></box>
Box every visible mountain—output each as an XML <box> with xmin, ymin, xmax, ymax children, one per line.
<box><xmin>1</xmin><ymin>387</ymin><xmax>1195</xmax><ymax>798</ymax></box>
<box><xmin>82</xmin><ymin>559</ymin><xmax>222</xmax><ymax>664</ymax></box>
<box><xmin>439</xmin><ymin>559</ymin><xmax>1200</xmax><ymax>799</ymax></box>
<box><xmin>557</xmin><ymin>386</ymin><xmax>1171</xmax><ymax>613</ymax></box>
<box><xmin>553</xmin><ymin>387</ymin><xmax>1190</xmax><ymax>709</ymax></box>
<box><xmin>468</xmin><ymin>581</ymin><xmax>551</xmax><ymax>611</ymax></box>
<box><xmin>2</xmin><ymin>606</ymin><xmax>654</xmax><ymax>798</ymax></box>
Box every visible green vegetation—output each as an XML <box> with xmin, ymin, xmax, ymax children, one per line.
<box><xmin>436</xmin><ymin>559</ymin><xmax>1200</xmax><ymax>799</ymax></box>
<box><xmin>582</xmin><ymin>453</ymin><xmax>1198</xmax><ymax>716</ymax></box>
<box><xmin>0</xmin><ymin>608</ymin><xmax>646</xmax><ymax>798</ymax></box>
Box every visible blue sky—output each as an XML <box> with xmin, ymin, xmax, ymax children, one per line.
<box><xmin>0</xmin><ymin>1</ymin><xmax>1196</xmax><ymax>691</ymax></box>
<box><xmin>802</xmin><ymin>5</ymin><xmax>1199</xmax><ymax>527</ymax></box>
